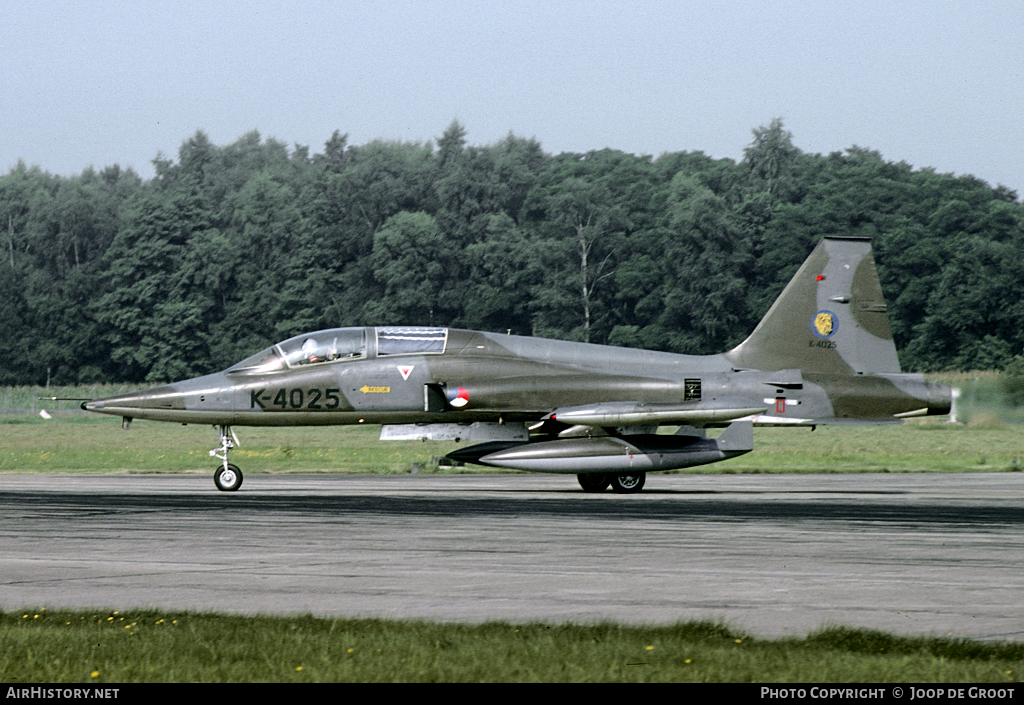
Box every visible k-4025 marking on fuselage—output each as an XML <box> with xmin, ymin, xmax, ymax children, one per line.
<box><xmin>250</xmin><ymin>388</ymin><xmax>343</xmax><ymax>410</ymax></box>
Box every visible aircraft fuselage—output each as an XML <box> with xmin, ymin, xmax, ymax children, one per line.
<box><xmin>84</xmin><ymin>327</ymin><xmax>949</xmax><ymax>427</ymax></box>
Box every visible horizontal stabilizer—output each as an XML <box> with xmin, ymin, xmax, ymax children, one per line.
<box><xmin>747</xmin><ymin>414</ymin><xmax>902</xmax><ymax>426</ymax></box>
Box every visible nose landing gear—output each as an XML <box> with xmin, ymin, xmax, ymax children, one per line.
<box><xmin>211</xmin><ymin>425</ymin><xmax>243</xmax><ymax>491</ymax></box>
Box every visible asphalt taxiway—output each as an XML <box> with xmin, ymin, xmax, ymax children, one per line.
<box><xmin>1</xmin><ymin>472</ymin><xmax>1021</xmax><ymax>640</ymax></box>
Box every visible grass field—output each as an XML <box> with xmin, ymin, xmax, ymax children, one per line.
<box><xmin>1</xmin><ymin>412</ymin><xmax>1021</xmax><ymax>477</ymax></box>
<box><xmin>2</xmin><ymin>610</ymin><xmax>1022</xmax><ymax>683</ymax></box>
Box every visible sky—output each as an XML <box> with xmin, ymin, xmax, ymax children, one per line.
<box><xmin>4</xmin><ymin>1</ymin><xmax>1023</xmax><ymax>195</ymax></box>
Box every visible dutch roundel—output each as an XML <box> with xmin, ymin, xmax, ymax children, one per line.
<box><xmin>447</xmin><ymin>386</ymin><xmax>469</xmax><ymax>408</ymax></box>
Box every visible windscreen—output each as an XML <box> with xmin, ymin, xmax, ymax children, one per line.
<box><xmin>225</xmin><ymin>347</ymin><xmax>287</xmax><ymax>375</ymax></box>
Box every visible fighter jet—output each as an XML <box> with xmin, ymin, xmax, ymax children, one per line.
<box><xmin>81</xmin><ymin>236</ymin><xmax>952</xmax><ymax>492</ymax></box>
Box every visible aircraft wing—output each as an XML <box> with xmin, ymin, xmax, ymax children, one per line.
<box><xmin>384</xmin><ymin>398</ymin><xmax>765</xmax><ymax>445</ymax></box>
<box><xmin>545</xmin><ymin>398</ymin><xmax>767</xmax><ymax>427</ymax></box>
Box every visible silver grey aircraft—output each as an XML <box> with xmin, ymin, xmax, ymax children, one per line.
<box><xmin>81</xmin><ymin>236</ymin><xmax>952</xmax><ymax>492</ymax></box>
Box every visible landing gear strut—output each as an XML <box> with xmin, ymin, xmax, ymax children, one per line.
<box><xmin>211</xmin><ymin>425</ymin><xmax>243</xmax><ymax>491</ymax></box>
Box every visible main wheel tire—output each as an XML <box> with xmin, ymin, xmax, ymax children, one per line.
<box><xmin>610</xmin><ymin>472</ymin><xmax>645</xmax><ymax>493</ymax></box>
<box><xmin>214</xmin><ymin>464</ymin><xmax>243</xmax><ymax>492</ymax></box>
<box><xmin>577</xmin><ymin>473</ymin><xmax>611</xmax><ymax>492</ymax></box>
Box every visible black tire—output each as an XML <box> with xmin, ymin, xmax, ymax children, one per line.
<box><xmin>577</xmin><ymin>473</ymin><xmax>611</xmax><ymax>492</ymax></box>
<box><xmin>610</xmin><ymin>472</ymin><xmax>645</xmax><ymax>493</ymax></box>
<box><xmin>214</xmin><ymin>464</ymin><xmax>243</xmax><ymax>492</ymax></box>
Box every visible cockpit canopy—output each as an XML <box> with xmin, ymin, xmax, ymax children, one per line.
<box><xmin>226</xmin><ymin>327</ymin><xmax>448</xmax><ymax>374</ymax></box>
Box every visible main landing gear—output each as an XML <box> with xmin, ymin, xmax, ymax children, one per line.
<box><xmin>211</xmin><ymin>425</ymin><xmax>243</xmax><ymax>492</ymax></box>
<box><xmin>577</xmin><ymin>472</ymin><xmax>646</xmax><ymax>494</ymax></box>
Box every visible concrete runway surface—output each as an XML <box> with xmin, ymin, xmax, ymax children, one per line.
<box><xmin>1</xmin><ymin>472</ymin><xmax>1021</xmax><ymax>640</ymax></box>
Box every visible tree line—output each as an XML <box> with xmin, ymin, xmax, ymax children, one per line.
<box><xmin>2</xmin><ymin>119</ymin><xmax>1022</xmax><ymax>386</ymax></box>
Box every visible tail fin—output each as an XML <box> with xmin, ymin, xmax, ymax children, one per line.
<box><xmin>724</xmin><ymin>237</ymin><xmax>901</xmax><ymax>375</ymax></box>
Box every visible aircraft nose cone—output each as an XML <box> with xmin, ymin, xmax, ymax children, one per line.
<box><xmin>79</xmin><ymin>374</ymin><xmax>235</xmax><ymax>424</ymax></box>
<box><xmin>79</xmin><ymin>385</ymin><xmax>187</xmax><ymax>418</ymax></box>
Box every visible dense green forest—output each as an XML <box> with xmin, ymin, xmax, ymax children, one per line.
<box><xmin>2</xmin><ymin>119</ymin><xmax>1022</xmax><ymax>386</ymax></box>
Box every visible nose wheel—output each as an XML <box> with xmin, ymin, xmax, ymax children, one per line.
<box><xmin>211</xmin><ymin>425</ymin><xmax>243</xmax><ymax>491</ymax></box>
<box><xmin>214</xmin><ymin>463</ymin><xmax>243</xmax><ymax>491</ymax></box>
